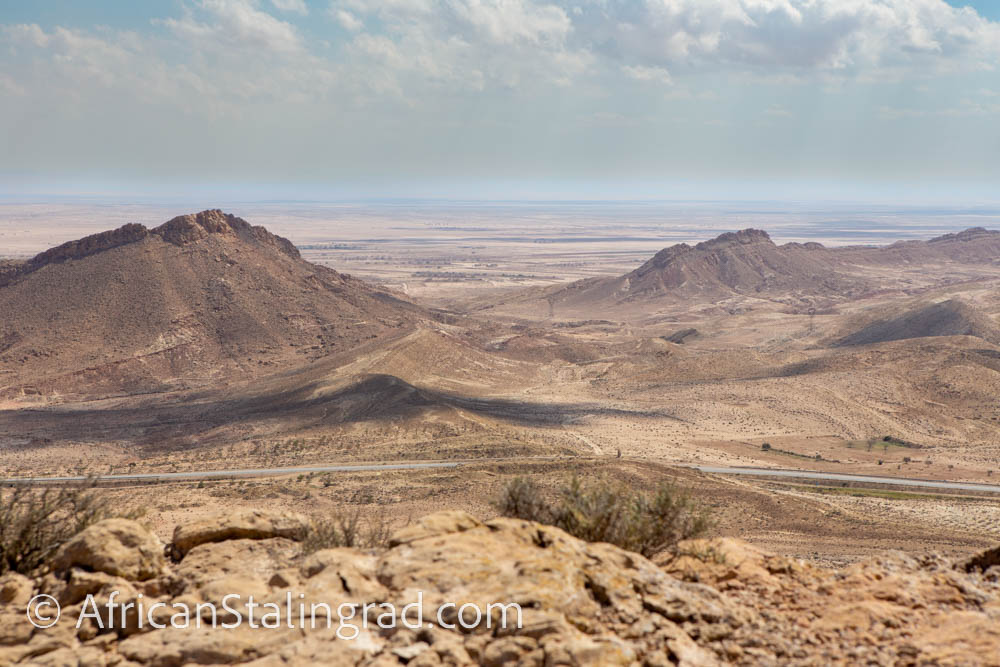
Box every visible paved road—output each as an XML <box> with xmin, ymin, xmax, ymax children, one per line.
<box><xmin>693</xmin><ymin>465</ymin><xmax>1000</xmax><ymax>494</ymax></box>
<box><xmin>9</xmin><ymin>460</ymin><xmax>1000</xmax><ymax>493</ymax></box>
<box><xmin>2</xmin><ymin>461</ymin><xmax>462</xmax><ymax>484</ymax></box>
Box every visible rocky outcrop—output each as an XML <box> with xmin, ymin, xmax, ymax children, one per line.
<box><xmin>52</xmin><ymin>519</ymin><xmax>165</xmax><ymax>582</ymax></box>
<box><xmin>0</xmin><ymin>224</ymin><xmax>150</xmax><ymax>288</ymax></box>
<box><xmin>1</xmin><ymin>510</ymin><xmax>999</xmax><ymax>666</ymax></box>
<box><xmin>153</xmin><ymin>210</ymin><xmax>300</xmax><ymax>258</ymax></box>
<box><xmin>624</xmin><ymin>228</ymin><xmax>855</xmax><ymax>299</ymax></box>
<box><xmin>171</xmin><ymin>509</ymin><xmax>311</xmax><ymax>557</ymax></box>
<box><xmin>0</xmin><ymin>211</ymin><xmax>301</xmax><ymax>289</ymax></box>
<box><xmin>660</xmin><ymin>538</ymin><xmax>1000</xmax><ymax>664</ymax></box>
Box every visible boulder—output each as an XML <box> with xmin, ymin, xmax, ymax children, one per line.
<box><xmin>0</xmin><ymin>573</ymin><xmax>34</xmax><ymax>607</ymax></box>
<box><xmin>52</xmin><ymin>519</ymin><xmax>164</xmax><ymax>581</ymax></box>
<box><xmin>387</xmin><ymin>509</ymin><xmax>482</xmax><ymax>547</ymax></box>
<box><xmin>171</xmin><ymin>509</ymin><xmax>310</xmax><ymax>557</ymax></box>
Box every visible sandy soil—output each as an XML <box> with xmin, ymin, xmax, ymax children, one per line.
<box><xmin>4</xmin><ymin>201</ymin><xmax>1000</xmax><ymax>565</ymax></box>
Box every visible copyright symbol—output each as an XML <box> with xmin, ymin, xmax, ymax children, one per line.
<box><xmin>26</xmin><ymin>594</ymin><xmax>60</xmax><ymax>629</ymax></box>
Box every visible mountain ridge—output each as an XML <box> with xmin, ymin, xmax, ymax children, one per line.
<box><xmin>0</xmin><ymin>210</ymin><xmax>299</xmax><ymax>289</ymax></box>
<box><xmin>519</xmin><ymin>226</ymin><xmax>1000</xmax><ymax>315</ymax></box>
<box><xmin>0</xmin><ymin>210</ymin><xmax>428</xmax><ymax>399</ymax></box>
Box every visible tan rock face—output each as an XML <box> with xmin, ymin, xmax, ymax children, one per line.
<box><xmin>170</xmin><ymin>509</ymin><xmax>310</xmax><ymax>557</ymax></box>
<box><xmin>51</xmin><ymin>519</ymin><xmax>165</xmax><ymax>581</ymax></box>
<box><xmin>2</xmin><ymin>511</ymin><xmax>1000</xmax><ymax>666</ymax></box>
<box><xmin>386</xmin><ymin>510</ymin><xmax>484</xmax><ymax>547</ymax></box>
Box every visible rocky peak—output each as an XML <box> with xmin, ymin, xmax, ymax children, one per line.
<box><xmin>928</xmin><ymin>227</ymin><xmax>998</xmax><ymax>243</ymax></box>
<box><xmin>0</xmin><ymin>211</ymin><xmax>300</xmax><ymax>289</ymax></box>
<box><xmin>693</xmin><ymin>228</ymin><xmax>772</xmax><ymax>251</ymax></box>
<box><xmin>152</xmin><ymin>209</ymin><xmax>299</xmax><ymax>258</ymax></box>
<box><xmin>631</xmin><ymin>228</ymin><xmax>778</xmax><ymax>280</ymax></box>
<box><xmin>152</xmin><ymin>209</ymin><xmax>240</xmax><ymax>245</ymax></box>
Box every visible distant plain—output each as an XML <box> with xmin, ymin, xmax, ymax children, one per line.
<box><xmin>4</xmin><ymin>199</ymin><xmax>1000</xmax><ymax>566</ymax></box>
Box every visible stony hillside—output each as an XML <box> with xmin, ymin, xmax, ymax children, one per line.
<box><xmin>524</xmin><ymin>229</ymin><xmax>866</xmax><ymax>314</ymax></box>
<box><xmin>1</xmin><ymin>509</ymin><xmax>999</xmax><ymax>666</ymax></box>
<box><xmin>0</xmin><ymin>211</ymin><xmax>427</xmax><ymax>399</ymax></box>
<box><xmin>622</xmin><ymin>229</ymin><xmax>854</xmax><ymax>298</ymax></box>
<box><xmin>497</xmin><ymin>227</ymin><xmax>1000</xmax><ymax>317</ymax></box>
<box><xmin>846</xmin><ymin>226</ymin><xmax>1000</xmax><ymax>265</ymax></box>
<box><xmin>835</xmin><ymin>298</ymin><xmax>1000</xmax><ymax>347</ymax></box>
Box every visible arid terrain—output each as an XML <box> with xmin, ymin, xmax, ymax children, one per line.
<box><xmin>3</xmin><ymin>203</ymin><xmax>1000</xmax><ymax>571</ymax></box>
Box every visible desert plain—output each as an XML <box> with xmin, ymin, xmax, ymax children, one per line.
<box><xmin>3</xmin><ymin>199</ymin><xmax>1000</xmax><ymax>568</ymax></box>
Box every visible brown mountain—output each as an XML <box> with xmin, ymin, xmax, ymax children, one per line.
<box><xmin>0</xmin><ymin>210</ymin><xmax>427</xmax><ymax>398</ymax></box>
<box><xmin>621</xmin><ymin>229</ymin><xmax>857</xmax><ymax>297</ymax></box>
<box><xmin>847</xmin><ymin>227</ymin><xmax>1000</xmax><ymax>265</ymax></box>
<box><xmin>835</xmin><ymin>298</ymin><xmax>1000</xmax><ymax>347</ymax></box>
<box><xmin>538</xmin><ymin>229</ymin><xmax>864</xmax><ymax>312</ymax></box>
<box><xmin>510</xmin><ymin>227</ymin><xmax>1000</xmax><ymax>317</ymax></box>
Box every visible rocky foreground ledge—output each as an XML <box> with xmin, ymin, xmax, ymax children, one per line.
<box><xmin>1</xmin><ymin>510</ymin><xmax>999</xmax><ymax>667</ymax></box>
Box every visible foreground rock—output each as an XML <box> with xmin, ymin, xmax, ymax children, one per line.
<box><xmin>0</xmin><ymin>510</ymin><xmax>998</xmax><ymax>666</ymax></box>
<box><xmin>52</xmin><ymin>519</ymin><xmax>166</xmax><ymax>581</ymax></box>
<box><xmin>171</xmin><ymin>509</ymin><xmax>311</xmax><ymax>557</ymax></box>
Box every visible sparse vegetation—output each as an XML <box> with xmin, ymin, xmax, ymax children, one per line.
<box><xmin>0</xmin><ymin>480</ymin><xmax>141</xmax><ymax>575</ymax></box>
<box><xmin>757</xmin><ymin>443</ymin><xmax>837</xmax><ymax>462</ymax></box>
<box><xmin>496</xmin><ymin>475</ymin><xmax>709</xmax><ymax>557</ymax></box>
<box><xmin>301</xmin><ymin>508</ymin><xmax>394</xmax><ymax>554</ymax></box>
<box><xmin>881</xmin><ymin>436</ymin><xmax>922</xmax><ymax>449</ymax></box>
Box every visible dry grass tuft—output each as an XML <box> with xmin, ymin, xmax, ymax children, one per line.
<box><xmin>0</xmin><ymin>479</ymin><xmax>142</xmax><ymax>575</ymax></box>
<box><xmin>302</xmin><ymin>508</ymin><xmax>394</xmax><ymax>554</ymax></box>
<box><xmin>497</xmin><ymin>475</ymin><xmax>709</xmax><ymax>557</ymax></box>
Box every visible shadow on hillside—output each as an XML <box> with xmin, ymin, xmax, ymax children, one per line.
<box><xmin>0</xmin><ymin>373</ymin><xmax>681</xmax><ymax>449</ymax></box>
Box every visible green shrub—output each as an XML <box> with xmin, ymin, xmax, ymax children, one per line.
<box><xmin>496</xmin><ymin>475</ymin><xmax>709</xmax><ymax>557</ymax></box>
<box><xmin>0</xmin><ymin>479</ymin><xmax>139</xmax><ymax>575</ymax></box>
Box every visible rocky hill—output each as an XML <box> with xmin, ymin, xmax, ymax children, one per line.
<box><xmin>508</xmin><ymin>226</ymin><xmax>1000</xmax><ymax>316</ymax></box>
<box><xmin>847</xmin><ymin>226</ymin><xmax>1000</xmax><ymax>265</ymax></box>
<box><xmin>537</xmin><ymin>229</ymin><xmax>864</xmax><ymax>311</ymax></box>
<box><xmin>1</xmin><ymin>509</ymin><xmax>998</xmax><ymax>666</ymax></box>
<box><xmin>0</xmin><ymin>211</ymin><xmax>427</xmax><ymax>399</ymax></box>
<box><xmin>835</xmin><ymin>299</ymin><xmax>1000</xmax><ymax>347</ymax></box>
<box><xmin>622</xmin><ymin>229</ymin><xmax>855</xmax><ymax>298</ymax></box>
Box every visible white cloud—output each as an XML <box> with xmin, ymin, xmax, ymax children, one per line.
<box><xmin>570</xmin><ymin>0</ymin><xmax>1000</xmax><ymax>78</ymax></box>
<box><xmin>2</xmin><ymin>0</ymin><xmax>1000</xmax><ymax>189</ymax></box>
<box><xmin>2</xmin><ymin>23</ymin><xmax>50</xmax><ymax>47</ymax></box>
<box><xmin>332</xmin><ymin>0</ymin><xmax>585</xmax><ymax>92</ymax></box>
<box><xmin>161</xmin><ymin>0</ymin><xmax>302</xmax><ymax>54</ymax></box>
<box><xmin>2</xmin><ymin>0</ymin><xmax>999</xmax><ymax>119</ymax></box>
<box><xmin>270</xmin><ymin>0</ymin><xmax>309</xmax><ymax>15</ymax></box>
<box><xmin>332</xmin><ymin>9</ymin><xmax>363</xmax><ymax>32</ymax></box>
<box><xmin>2</xmin><ymin>24</ymin><xmax>137</xmax><ymax>90</ymax></box>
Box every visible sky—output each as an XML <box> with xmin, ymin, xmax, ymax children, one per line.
<box><xmin>1</xmin><ymin>0</ymin><xmax>999</xmax><ymax>201</ymax></box>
